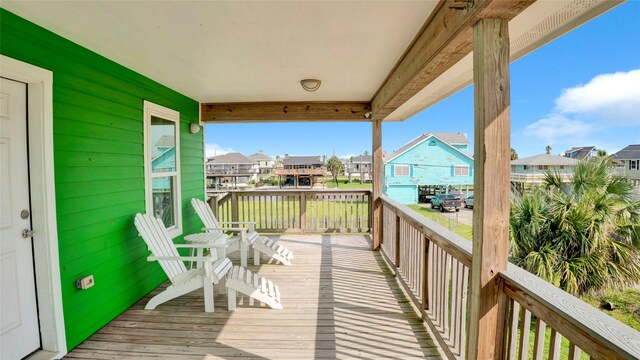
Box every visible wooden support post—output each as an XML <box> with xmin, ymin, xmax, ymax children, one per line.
<box><xmin>372</xmin><ymin>119</ymin><xmax>383</xmax><ymax>250</ymax></box>
<box><xmin>299</xmin><ymin>192</ymin><xmax>307</xmax><ymax>232</ymax></box>
<box><xmin>208</xmin><ymin>195</ymin><xmax>219</xmax><ymax>219</ymax></box>
<box><xmin>231</xmin><ymin>192</ymin><xmax>239</xmax><ymax>223</ymax></box>
<box><xmin>466</xmin><ymin>18</ymin><xmax>510</xmax><ymax>360</ymax></box>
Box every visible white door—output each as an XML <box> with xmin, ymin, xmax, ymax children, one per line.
<box><xmin>0</xmin><ymin>78</ymin><xmax>41</xmax><ymax>359</ymax></box>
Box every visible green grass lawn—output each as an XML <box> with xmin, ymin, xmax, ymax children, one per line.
<box><xmin>324</xmin><ymin>176</ymin><xmax>372</xmax><ymax>190</ymax></box>
<box><xmin>583</xmin><ymin>289</ymin><xmax>640</xmax><ymax>331</ymax></box>
<box><xmin>407</xmin><ymin>204</ymin><xmax>472</xmax><ymax>240</ymax></box>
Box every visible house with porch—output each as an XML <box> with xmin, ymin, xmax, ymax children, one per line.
<box><xmin>248</xmin><ymin>151</ymin><xmax>276</xmax><ymax>179</ymax></box>
<box><xmin>344</xmin><ymin>154</ymin><xmax>373</xmax><ymax>182</ymax></box>
<box><xmin>510</xmin><ymin>153</ymin><xmax>579</xmax><ymax>184</ymax></box>
<box><xmin>613</xmin><ymin>144</ymin><xmax>640</xmax><ymax>190</ymax></box>
<box><xmin>383</xmin><ymin>133</ymin><xmax>474</xmax><ymax>204</ymax></box>
<box><xmin>1</xmin><ymin>2</ymin><xmax>638</xmax><ymax>360</ymax></box>
<box><xmin>206</xmin><ymin>152</ymin><xmax>258</xmax><ymax>188</ymax></box>
<box><xmin>564</xmin><ymin>145</ymin><xmax>597</xmax><ymax>160</ymax></box>
<box><xmin>275</xmin><ymin>155</ymin><xmax>326</xmax><ymax>188</ymax></box>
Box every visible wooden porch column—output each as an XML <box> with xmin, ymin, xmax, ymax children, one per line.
<box><xmin>372</xmin><ymin>119</ymin><xmax>383</xmax><ymax>250</ymax></box>
<box><xmin>467</xmin><ymin>18</ymin><xmax>510</xmax><ymax>360</ymax></box>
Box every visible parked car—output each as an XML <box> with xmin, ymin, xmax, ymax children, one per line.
<box><xmin>464</xmin><ymin>195</ymin><xmax>474</xmax><ymax>209</ymax></box>
<box><xmin>430</xmin><ymin>194</ymin><xmax>462</xmax><ymax>212</ymax></box>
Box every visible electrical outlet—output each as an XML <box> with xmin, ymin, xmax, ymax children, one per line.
<box><xmin>76</xmin><ymin>275</ymin><xmax>94</xmax><ymax>289</ymax></box>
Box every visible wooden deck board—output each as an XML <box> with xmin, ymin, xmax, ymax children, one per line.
<box><xmin>65</xmin><ymin>235</ymin><xmax>442</xmax><ymax>359</ymax></box>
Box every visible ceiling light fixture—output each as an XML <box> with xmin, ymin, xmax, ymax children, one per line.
<box><xmin>300</xmin><ymin>79</ymin><xmax>321</xmax><ymax>92</ymax></box>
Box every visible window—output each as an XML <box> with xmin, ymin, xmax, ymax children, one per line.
<box><xmin>523</xmin><ymin>165</ymin><xmax>529</xmax><ymax>170</ymax></box>
<box><xmin>454</xmin><ymin>165</ymin><xmax>469</xmax><ymax>176</ymax></box>
<box><xmin>511</xmin><ymin>165</ymin><xmax>516</xmax><ymax>172</ymax></box>
<box><xmin>144</xmin><ymin>101</ymin><xmax>181</xmax><ymax>237</ymax></box>
<box><xmin>630</xmin><ymin>160</ymin><xmax>639</xmax><ymax>170</ymax></box>
<box><xmin>538</xmin><ymin>165</ymin><xmax>548</xmax><ymax>170</ymax></box>
<box><xmin>394</xmin><ymin>164</ymin><xmax>410</xmax><ymax>177</ymax></box>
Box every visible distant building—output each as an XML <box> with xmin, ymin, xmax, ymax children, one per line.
<box><xmin>248</xmin><ymin>151</ymin><xmax>276</xmax><ymax>179</ymax></box>
<box><xmin>344</xmin><ymin>154</ymin><xmax>372</xmax><ymax>182</ymax></box>
<box><xmin>275</xmin><ymin>155</ymin><xmax>326</xmax><ymax>188</ymax></box>
<box><xmin>564</xmin><ymin>146</ymin><xmax>597</xmax><ymax>160</ymax></box>
<box><xmin>612</xmin><ymin>144</ymin><xmax>640</xmax><ymax>190</ymax></box>
<box><xmin>383</xmin><ymin>132</ymin><xmax>474</xmax><ymax>204</ymax></box>
<box><xmin>510</xmin><ymin>154</ymin><xmax>578</xmax><ymax>184</ymax></box>
<box><xmin>206</xmin><ymin>152</ymin><xmax>258</xmax><ymax>188</ymax></box>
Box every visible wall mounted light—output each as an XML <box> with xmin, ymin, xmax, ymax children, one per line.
<box><xmin>300</xmin><ymin>79</ymin><xmax>321</xmax><ymax>92</ymax></box>
<box><xmin>189</xmin><ymin>123</ymin><xmax>201</xmax><ymax>134</ymax></box>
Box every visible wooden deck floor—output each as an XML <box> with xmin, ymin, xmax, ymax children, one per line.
<box><xmin>64</xmin><ymin>235</ymin><xmax>442</xmax><ymax>359</ymax></box>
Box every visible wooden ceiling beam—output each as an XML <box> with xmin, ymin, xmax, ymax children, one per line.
<box><xmin>371</xmin><ymin>0</ymin><xmax>534</xmax><ymax>121</ymax></box>
<box><xmin>201</xmin><ymin>102</ymin><xmax>372</xmax><ymax>123</ymax></box>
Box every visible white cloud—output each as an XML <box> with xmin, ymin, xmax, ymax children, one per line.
<box><xmin>206</xmin><ymin>143</ymin><xmax>234</xmax><ymax>158</ymax></box>
<box><xmin>339</xmin><ymin>153</ymin><xmax>356</xmax><ymax>160</ymax></box>
<box><xmin>522</xmin><ymin>69</ymin><xmax>640</xmax><ymax>152</ymax></box>
<box><xmin>523</xmin><ymin>114</ymin><xmax>592</xmax><ymax>143</ymax></box>
<box><xmin>556</xmin><ymin>69</ymin><xmax>640</xmax><ymax>125</ymax></box>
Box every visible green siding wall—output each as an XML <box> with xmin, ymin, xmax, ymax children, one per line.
<box><xmin>1</xmin><ymin>9</ymin><xmax>204</xmax><ymax>350</ymax></box>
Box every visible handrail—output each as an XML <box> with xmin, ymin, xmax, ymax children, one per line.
<box><xmin>207</xmin><ymin>189</ymin><xmax>371</xmax><ymax>234</ymax></box>
<box><xmin>220</xmin><ymin>188</ymin><xmax>369</xmax><ymax>194</ymax></box>
<box><xmin>501</xmin><ymin>264</ymin><xmax>640</xmax><ymax>360</ymax></box>
<box><xmin>381</xmin><ymin>194</ymin><xmax>472</xmax><ymax>266</ymax></box>
<box><xmin>380</xmin><ymin>194</ymin><xmax>472</xmax><ymax>359</ymax></box>
<box><xmin>379</xmin><ymin>194</ymin><xmax>640</xmax><ymax>360</ymax></box>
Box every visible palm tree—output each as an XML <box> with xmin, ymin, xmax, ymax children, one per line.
<box><xmin>326</xmin><ymin>156</ymin><xmax>345</xmax><ymax>188</ymax></box>
<box><xmin>510</xmin><ymin>157</ymin><xmax>640</xmax><ymax>296</ymax></box>
<box><xmin>545</xmin><ymin>145</ymin><xmax>552</xmax><ymax>154</ymax></box>
<box><xmin>511</xmin><ymin>148</ymin><xmax>518</xmax><ymax>160</ymax></box>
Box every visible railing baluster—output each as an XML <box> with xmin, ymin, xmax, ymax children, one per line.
<box><xmin>507</xmin><ymin>299</ymin><xmax>520</xmax><ymax>360</ymax></box>
<box><xmin>422</xmin><ymin>236</ymin><xmax>429</xmax><ymax>312</ymax></box>
<box><xmin>450</xmin><ymin>257</ymin><xmax>459</xmax><ymax>346</ymax></box>
<box><xmin>518</xmin><ymin>307</ymin><xmax>532</xmax><ymax>360</ymax></box>
<box><xmin>443</xmin><ymin>251</ymin><xmax>451</xmax><ymax>338</ymax></box>
<box><xmin>533</xmin><ymin>318</ymin><xmax>547</xmax><ymax>360</ymax></box>
<box><xmin>568</xmin><ymin>343</ymin><xmax>581</xmax><ymax>360</ymax></box>
<box><xmin>548</xmin><ymin>329</ymin><xmax>561</xmax><ymax>360</ymax></box>
<box><xmin>460</xmin><ymin>265</ymin><xmax>469</xmax><ymax>358</ymax></box>
<box><xmin>435</xmin><ymin>245</ymin><xmax>443</xmax><ymax>329</ymax></box>
<box><xmin>427</xmin><ymin>241</ymin><xmax>436</xmax><ymax>316</ymax></box>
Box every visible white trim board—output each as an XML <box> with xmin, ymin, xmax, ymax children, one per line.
<box><xmin>143</xmin><ymin>100</ymin><xmax>183</xmax><ymax>238</ymax></box>
<box><xmin>0</xmin><ymin>55</ymin><xmax>67</xmax><ymax>359</ymax></box>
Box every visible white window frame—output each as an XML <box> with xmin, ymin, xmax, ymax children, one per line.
<box><xmin>630</xmin><ymin>160</ymin><xmax>638</xmax><ymax>170</ymax></box>
<box><xmin>143</xmin><ymin>100</ymin><xmax>182</xmax><ymax>238</ymax></box>
<box><xmin>454</xmin><ymin>165</ymin><xmax>470</xmax><ymax>176</ymax></box>
<box><xmin>394</xmin><ymin>164</ymin><xmax>410</xmax><ymax>177</ymax></box>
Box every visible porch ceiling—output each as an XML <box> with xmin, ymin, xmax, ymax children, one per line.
<box><xmin>3</xmin><ymin>0</ymin><xmax>622</xmax><ymax>122</ymax></box>
<box><xmin>2</xmin><ymin>1</ymin><xmax>436</xmax><ymax>102</ymax></box>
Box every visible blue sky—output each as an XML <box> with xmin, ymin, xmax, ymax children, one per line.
<box><xmin>205</xmin><ymin>2</ymin><xmax>640</xmax><ymax>159</ymax></box>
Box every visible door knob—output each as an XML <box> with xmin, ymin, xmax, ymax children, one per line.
<box><xmin>22</xmin><ymin>229</ymin><xmax>35</xmax><ymax>238</ymax></box>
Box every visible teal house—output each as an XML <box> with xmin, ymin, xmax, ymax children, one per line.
<box><xmin>383</xmin><ymin>133</ymin><xmax>474</xmax><ymax>204</ymax></box>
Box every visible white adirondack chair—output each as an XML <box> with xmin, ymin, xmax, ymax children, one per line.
<box><xmin>191</xmin><ymin>198</ymin><xmax>294</xmax><ymax>266</ymax></box>
<box><xmin>134</xmin><ymin>213</ymin><xmax>232</xmax><ymax>312</ymax></box>
<box><xmin>135</xmin><ymin>213</ymin><xmax>284</xmax><ymax>311</ymax></box>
